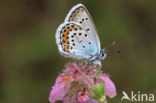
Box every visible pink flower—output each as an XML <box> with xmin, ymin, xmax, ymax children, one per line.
<box><xmin>49</xmin><ymin>63</ymin><xmax>117</xmax><ymax>103</ymax></box>
<box><xmin>99</xmin><ymin>74</ymin><xmax>117</xmax><ymax>98</ymax></box>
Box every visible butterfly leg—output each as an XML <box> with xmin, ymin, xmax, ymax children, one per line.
<box><xmin>96</xmin><ymin>64</ymin><xmax>102</xmax><ymax>72</ymax></box>
<box><xmin>78</xmin><ymin>59</ymin><xmax>87</xmax><ymax>66</ymax></box>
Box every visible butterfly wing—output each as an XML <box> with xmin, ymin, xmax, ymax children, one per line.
<box><xmin>56</xmin><ymin>22</ymin><xmax>99</xmax><ymax>59</ymax></box>
<box><xmin>65</xmin><ymin>4</ymin><xmax>101</xmax><ymax>53</ymax></box>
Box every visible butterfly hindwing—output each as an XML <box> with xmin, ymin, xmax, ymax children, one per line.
<box><xmin>56</xmin><ymin>22</ymin><xmax>98</xmax><ymax>59</ymax></box>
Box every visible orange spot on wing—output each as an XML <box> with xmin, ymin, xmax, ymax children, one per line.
<box><xmin>73</xmin><ymin>27</ymin><xmax>77</xmax><ymax>30</ymax></box>
<box><xmin>65</xmin><ymin>45</ymin><xmax>68</xmax><ymax>51</ymax></box>
<box><xmin>61</xmin><ymin>26</ymin><xmax>77</xmax><ymax>52</ymax></box>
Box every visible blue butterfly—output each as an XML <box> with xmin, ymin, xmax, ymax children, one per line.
<box><xmin>55</xmin><ymin>4</ymin><xmax>107</xmax><ymax>66</ymax></box>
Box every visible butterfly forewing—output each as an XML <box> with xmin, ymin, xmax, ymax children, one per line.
<box><xmin>65</xmin><ymin>4</ymin><xmax>101</xmax><ymax>52</ymax></box>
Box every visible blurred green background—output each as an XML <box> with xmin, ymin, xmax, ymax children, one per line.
<box><xmin>0</xmin><ymin>0</ymin><xmax>156</xmax><ymax>103</ymax></box>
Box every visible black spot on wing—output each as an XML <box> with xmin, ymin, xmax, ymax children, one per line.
<box><xmin>86</xmin><ymin>28</ymin><xmax>90</xmax><ymax>31</ymax></box>
<box><xmin>72</xmin><ymin>43</ymin><xmax>75</xmax><ymax>46</ymax></box>
<box><xmin>71</xmin><ymin>35</ymin><xmax>74</xmax><ymax>38</ymax></box>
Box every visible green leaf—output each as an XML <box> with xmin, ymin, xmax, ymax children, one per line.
<box><xmin>92</xmin><ymin>83</ymin><xmax>106</xmax><ymax>102</ymax></box>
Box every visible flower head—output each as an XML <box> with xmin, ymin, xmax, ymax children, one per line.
<box><xmin>49</xmin><ymin>63</ymin><xmax>117</xmax><ymax>103</ymax></box>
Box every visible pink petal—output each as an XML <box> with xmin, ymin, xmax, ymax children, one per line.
<box><xmin>99</xmin><ymin>73</ymin><xmax>117</xmax><ymax>98</ymax></box>
<box><xmin>49</xmin><ymin>83</ymin><xmax>67</xmax><ymax>103</ymax></box>
<box><xmin>77</xmin><ymin>92</ymin><xmax>99</xmax><ymax>103</ymax></box>
<box><xmin>65</xmin><ymin>63</ymin><xmax>77</xmax><ymax>73</ymax></box>
<box><xmin>64</xmin><ymin>95</ymin><xmax>78</xmax><ymax>103</ymax></box>
<box><xmin>78</xmin><ymin>92</ymin><xmax>90</xmax><ymax>103</ymax></box>
<box><xmin>55</xmin><ymin>75</ymin><xmax>64</xmax><ymax>84</ymax></box>
<box><xmin>49</xmin><ymin>75</ymin><xmax>68</xmax><ymax>103</ymax></box>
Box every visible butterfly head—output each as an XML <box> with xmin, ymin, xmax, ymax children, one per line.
<box><xmin>99</xmin><ymin>49</ymin><xmax>108</xmax><ymax>61</ymax></box>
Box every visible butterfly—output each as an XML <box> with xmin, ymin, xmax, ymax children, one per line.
<box><xmin>55</xmin><ymin>3</ymin><xmax>107</xmax><ymax>66</ymax></box>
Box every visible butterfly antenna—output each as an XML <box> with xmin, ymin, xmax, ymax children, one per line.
<box><xmin>104</xmin><ymin>41</ymin><xmax>121</xmax><ymax>55</ymax></box>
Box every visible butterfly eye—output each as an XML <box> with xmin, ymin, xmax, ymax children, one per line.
<box><xmin>100</xmin><ymin>51</ymin><xmax>104</xmax><ymax>57</ymax></box>
<box><xmin>102</xmin><ymin>52</ymin><xmax>105</xmax><ymax>57</ymax></box>
<box><xmin>100</xmin><ymin>50</ymin><xmax>107</xmax><ymax>60</ymax></box>
<box><xmin>100</xmin><ymin>50</ymin><xmax>105</xmax><ymax>57</ymax></box>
